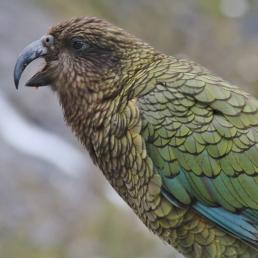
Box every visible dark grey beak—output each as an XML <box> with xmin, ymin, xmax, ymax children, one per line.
<box><xmin>14</xmin><ymin>36</ymin><xmax>53</xmax><ymax>89</ymax></box>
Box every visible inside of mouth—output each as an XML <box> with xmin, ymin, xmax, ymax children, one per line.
<box><xmin>20</xmin><ymin>58</ymin><xmax>47</xmax><ymax>87</ymax></box>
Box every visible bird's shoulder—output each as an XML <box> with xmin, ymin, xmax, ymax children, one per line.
<box><xmin>134</xmin><ymin>57</ymin><xmax>258</xmax><ymax>248</ymax></box>
<box><xmin>136</xmin><ymin>56</ymin><xmax>258</xmax><ymax>208</ymax></box>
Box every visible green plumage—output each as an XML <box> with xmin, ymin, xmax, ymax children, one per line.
<box><xmin>14</xmin><ymin>17</ymin><xmax>258</xmax><ymax>258</ymax></box>
<box><xmin>136</xmin><ymin>58</ymin><xmax>258</xmax><ymax>257</ymax></box>
<box><xmin>139</xmin><ymin>58</ymin><xmax>258</xmax><ymax>210</ymax></box>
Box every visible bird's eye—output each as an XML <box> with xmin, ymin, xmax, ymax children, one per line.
<box><xmin>71</xmin><ymin>38</ymin><xmax>88</xmax><ymax>51</ymax></box>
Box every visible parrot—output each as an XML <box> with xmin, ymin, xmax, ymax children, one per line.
<box><xmin>13</xmin><ymin>17</ymin><xmax>258</xmax><ymax>258</ymax></box>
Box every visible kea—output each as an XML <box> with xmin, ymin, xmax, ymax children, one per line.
<box><xmin>14</xmin><ymin>17</ymin><xmax>258</xmax><ymax>258</ymax></box>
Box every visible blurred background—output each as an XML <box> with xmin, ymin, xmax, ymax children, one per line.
<box><xmin>1</xmin><ymin>0</ymin><xmax>258</xmax><ymax>257</ymax></box>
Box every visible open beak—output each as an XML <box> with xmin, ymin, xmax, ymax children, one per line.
<box><xmin>14</xmin><ymin>36</ymin><xmax>52</xmax><ymax>89</ymax></box>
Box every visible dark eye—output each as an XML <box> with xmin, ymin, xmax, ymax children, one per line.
<box><xmin>71</xmin><ymin>38</ymin><xmax>88</xmax><ymax>51</ymax></box>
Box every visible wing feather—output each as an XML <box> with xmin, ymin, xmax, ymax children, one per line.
<box><xmin>138</xmin><ymin>58</ymin><xmax>258</xmax><ymax>248</ymax></box>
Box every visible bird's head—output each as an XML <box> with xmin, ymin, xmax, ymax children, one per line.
<box><xmin>14</xmin><ymin>17</ymin><xmax>156</xmax><ymax>101</ymax></box>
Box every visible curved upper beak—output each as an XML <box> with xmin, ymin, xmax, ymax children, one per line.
<box><xmin>14</xmin><ymin>38</ymin><xmax>48</xmax><ymax>89</ymax></box>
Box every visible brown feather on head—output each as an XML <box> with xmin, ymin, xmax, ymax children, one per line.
<box><xmin>42</xmin><ymin>17</ymin><xmax>153</xmax><ymax>94</ymax></box>
<box><xmin>14</xmin><ymin>17</ymin><xmax>156</xmax><ymax>97</ymax></box>
<box><xmin>45</xmin><ymin>17</ymin><xmax>129</xmax><ymax>95</ymax></box>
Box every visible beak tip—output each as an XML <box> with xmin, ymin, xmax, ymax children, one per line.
<box><xmin>13</xmin><ymin>71</ymin><xmax>20</xmax><ymax>90</ymax></box>
<box><xmin>13</xmin><ymin>58</ymin><xmax>23</xmax><ymax>90</ymax></box>
<box><xmin>14</xmin><ymin>80</ymin><xmax>19</xmax><ymax>90</ymax></box>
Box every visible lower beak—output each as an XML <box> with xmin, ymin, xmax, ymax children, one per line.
<box><xmin>14</xmin><ymin>39</ymin><xmax>49</xmax><ymax>89</ymax></box>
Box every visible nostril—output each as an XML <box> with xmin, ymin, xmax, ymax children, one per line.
<box><xmin>41</xmin><ymin>35</ymin><xmax>54</xmax><ymax>47</ymax></box>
